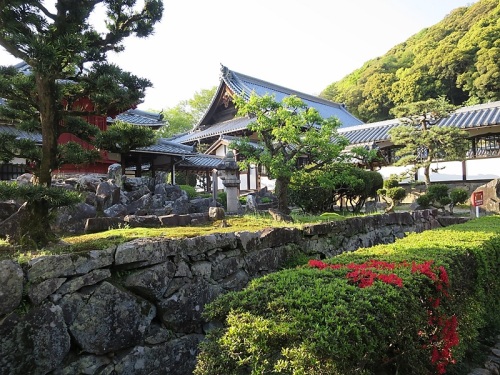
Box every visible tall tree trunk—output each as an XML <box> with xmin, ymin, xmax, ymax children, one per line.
<box><xmin>275</xmin><ymin>176</ymin><xmax>291</xmax><ymax>214</ymax></box>
<box><xmin>35</xmin><ymin>74</ymin><xmax>60</xmax><ymax>187</ymax></box>
<box><xmin>26</xmin><ymin>74</ymin><xmax>60</xmax><ymax>246</ymax></box>
<box><xmin>423</xmin><ymin>165</ymin><xmax>431</xmax><ymax>186</ymax></box>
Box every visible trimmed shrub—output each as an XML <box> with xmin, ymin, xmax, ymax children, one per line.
<box><xmin>217</xmin><ymin>191</ymin><xmax>227</xmax><ymax>209</ymax></box>
<box><xmin>179</xmin><ymin>184</ymin><xmax>197</xmax><ymax>199</ymax></box>
<box><xmin>416</xmin><ymin>193</ymin><xmax>432</xmax><ymax>208</ymax></box>
<box><xmin>195</xmin><ymin>217</ymin><xmax>500</xmax><ymax>375</ymax></box>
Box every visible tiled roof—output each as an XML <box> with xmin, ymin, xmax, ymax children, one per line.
<box><xmin>220</xmin><ymin>65</ymin><xmax>364</xmax><ymax>128</ymax></box>
<box><xmin>172</xmin><ymin>117</ymin><xmax>253</xmax><ymax>143</ymax></box>
<box><xmin>439</xmin><ymin>101</ymin><xmax>500</xmax><ymax>129</ymax></box>
<box><xmin>0</xmin><ymin>124</ymin><xmax>42</xmax><ymax>143</ymax></box>
<box><xmin>339</xmin><ymin>119</ymin><xmax>400</xmax><ymax>145</ymax></box>
<box><xmin>133</xmin><ymin>138</ymin><xmax>196</xmax><ymax>155</ymax></box>
<box><xmin>110</xmin><ymin>108</ymin><xmax>166</xmax><ymax>127</ymax></box>
<box><xmin>177</xmin><ymin>154</ymin><xmax>224</xmax><ymax>170</ymax></box>
<box><xmin>339</xmin><ymin>100</ymin><xmax>500</xmax><ymax>146</ymax></box>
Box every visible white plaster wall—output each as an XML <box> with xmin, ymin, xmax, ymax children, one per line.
<box><xmin>417</xmin><ymin>161</ymin><xmax>463</xmax><ymax>182</ymax></box>
<box><xmin>465</xmin><ymin>158</ymin><xmax>500</xmax><ymax>180</ymax></box>
<box><xmin>260</xmin><ymin>176</ymin><xmax>275</xmax><ymax>191</ymax></box>
<box><xmin>377</xmin><ymin>165</ymin><xmax>414</xmax><ymax>183</ymax></box>
<box><xmin>215</xmin><ymin>145</ymin><xmax>227</xmax><ymax>157</ymax></box>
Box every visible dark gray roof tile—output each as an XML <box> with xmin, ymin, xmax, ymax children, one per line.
<box><xmin>0</xmin><ymin>124</ymin><xmax>42</xmax><ymax>143</ymax></box>
<box><xmin>133</xmin><ymin>138</ymin><xmax>195</xmax><ymax>155</ymax></box>
<box><xmin>177</xmin><ymin>155</ymin><xmax>223</xmax><ymax>169</ymax></box>
<box><xmin>109</xmin><ymin>109</ymin><xmax>166</xmax><ymax>127</ymax></box>
<box><xmin>220</xmin><ymin>65</ymin><xmax>364</xmax><ymax>128</ymax></box>
<box><xmin>340</xmin><ymin>101</ymin><xmax>500</xmax><ymax>146</ymax></box>
<box><xmin>173</xmin><ymin>117</ymin><xmax>253</xmax><ymax>143</ymax></box>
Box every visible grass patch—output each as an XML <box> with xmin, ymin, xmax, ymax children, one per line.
<box><xmin>1</xmin><ymin>212</ymin><xmax>344</xmax><ymax>263</ymax></box>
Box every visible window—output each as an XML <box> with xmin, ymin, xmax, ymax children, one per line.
<box><xmin>380</xmin><ymin>146</ymin><xmax>403</xmax><ymax>164</ymax></box>
<box><xmin>469</xmin><ymin>133</ymin><xmax>500</xmax><ymax>158</ymax></box>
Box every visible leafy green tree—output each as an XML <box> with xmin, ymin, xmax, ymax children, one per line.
<box><xmin>158</xmin><ymin>105</ymin><xmax>194</xmax><ymax>138</ymax></box>
<box><xmin>158</xmin><ymin>86</ymin><xmax>216</xmax><ymax>138</ymax></box>
<box><xmin>388</xmin><ymin>97</ymin><xmax>469</xmax><ymax>186</ymax></box>
<box><xmin>320</xmin><ymin>0</ymin><xmax>499</xmax><ymax>121</ymax></box>
<box><xmin>0</xmin><ymin>0</ymin><xmax>163</xmax><ymax>246</ymax></box>
<box><xmin>290</xmin><ymin>165</ymin><xmax>383</xmax><ymax>214</ymax></box>
<box><xmin>231</xmin><ymin>93</ymin><xmax>349</xmax><ymax>214</ymax></box>
<box><xmin>94</xmin><ymin>120</ymin><xmax>157</xmax><ymax>174</ymax></box>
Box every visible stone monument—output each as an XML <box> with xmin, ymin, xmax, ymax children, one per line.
<box><xmin>217</xmin><ymin>151</ymin><xmax>241</xmax><ymax>214</ymax></box>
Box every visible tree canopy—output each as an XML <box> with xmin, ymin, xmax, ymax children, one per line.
<box><xmin>158</xmin><ymin>86</ymin><xmax>217</xmax><ymax>138</ymax></box>
<box><xmin>231</xmin><ymin>93</ymin><xmax>349</xmax><ymax>214</ymax></box>
<box><xmin>388</xmin><ymin>97</ymin><xmax>469</xmax><ymax>185</ymax></box>
<box><xmin>0</xmin><ymin>0</ymin><xmax>163</xmax><ymax>185</ymax></box>
<box><xmin>94</xmin><ymin>120</ymin><xmax>157</xmax><ymax>169</ymax></box>
<box><xmin>320</xmin><ymin>0</ymin><xmax>500</xmax><ymax>122</ymax></box>
<box><xmin>0</xmin><ymin>0</ymin><xmax>163</xmax><ymax>246</ymax></box>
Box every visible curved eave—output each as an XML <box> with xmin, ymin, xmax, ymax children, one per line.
<box><xmin>220</xmin><ymin>65</ymin><xmax>364</xmax><ymax>128</ymax></box>
<box><xmin>174</xmin><ymin>117</ymin><xmax>253</xmax><ymax>144</ymax></box>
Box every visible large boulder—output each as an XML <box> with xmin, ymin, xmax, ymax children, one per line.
<box><xmin>471</xmin><ymin>179</ymin><xmax>500</xmax><ymax>216</ymax></box>
<box><xmin>54</xmin><ymin>202</ymin><xmax>97</xmax><ymax>234</ymax></box>
<box><xmin>68</xmin><ymin>282</ymin><xmax>156</xmax><ymax>355</ymax></box>
<box><xmin>0</xmin><ymin>201</ymin><xmax>21</xmax><ymax>221</ymax></box>
<box><xmin>0</xmin><ymin>260</ymin><xmax>24</xmax><ymax>316</ymax></box>
<box><xmin>0</xmin><ymin>303</ymin><xmax>71</xmax><ymax>375</ymax></box>
<box><xmin>75</xmin><ymin>175</ymin><xmax>103</xmax><ymax>193</ymax></box>
<box><xmin>107</xmin><ymin>163</ymin><xmax>123</xmax><ymax>187</ymax></box>
<box><xmin>0</xmin><ymin>202</ymin><xmax>30</xmax><ymax>243</ymax></box>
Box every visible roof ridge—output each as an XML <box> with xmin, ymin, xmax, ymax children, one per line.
<box><xmin>455</xmin><ymin>100</ymin><xmax>500</xmax><ymax>113</ymax></box>
<box><xmin>221</xmin><ymin>65</ymin><xmax>346</xmax><ymax>110</ymax></box>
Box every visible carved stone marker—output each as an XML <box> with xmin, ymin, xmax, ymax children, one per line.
<box><xmin>217</xmin><ymin>151</ymin><xmax>241</xmax><ymax>214</ymax></box>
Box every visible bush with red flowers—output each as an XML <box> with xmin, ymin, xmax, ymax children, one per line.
<box><xmin>196</xmin><ymin>217</ymin><xmax>500</xmax><ymax>375</ymax></box>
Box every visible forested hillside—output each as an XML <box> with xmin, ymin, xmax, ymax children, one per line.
<box><xmin>320</xmin><ymin>0</ymin><xmax>500</xmax><ymax>123</ymax></box>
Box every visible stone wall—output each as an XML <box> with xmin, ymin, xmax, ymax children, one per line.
<box><xmin>0</xmin><ymin>210</ymin><xmax>467</xmax><ymax>375</ymax></box>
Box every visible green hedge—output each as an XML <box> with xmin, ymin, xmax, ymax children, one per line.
<box><xmin>194</xmin><ymin>217</ymin><xmax>500</xmax><ymax>375</ymax></box>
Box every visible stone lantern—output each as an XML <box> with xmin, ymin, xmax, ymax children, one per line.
<box><xmin>217</xmin><ymin>151</ymin><xmax>241</xmax><ymax>214</ymax></box>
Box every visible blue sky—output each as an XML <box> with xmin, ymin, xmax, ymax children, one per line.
<box><xmin>0</xmin><ymin>0</ymin><xmax>478</xmax><ymax>111</ymax></box>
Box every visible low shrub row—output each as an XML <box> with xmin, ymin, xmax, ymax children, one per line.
<box><xmin>194</xmin><ymin>216</ymin><xmax>500</xmax><ymax>375</ymax></box>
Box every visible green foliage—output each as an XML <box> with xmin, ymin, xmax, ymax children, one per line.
<box><xmin>217</xmin><ymin>191</ymin><xmax>227</xmax><ymax>210</ymax></box>
<box><xmin>388</xmin><ymin>97</ymin><xmax>469</xmax><ymax>185</ymax></box>
<box><xmin>417</xmin><ymin>185</ymin><xmax>469</xmax><ymax>213</ymax></box>
<box><xmin>260</xmin><ymin>197</ymin><xmax>272</xmax><ymax>204</ymax></box>
<box><xmin>231</xmin><ymin>93</ymin><xmax>348</xmax><ymax>213</ymax></box>
<box><xmin>416</xmin><ymin>193</ymin><xmax>432</xmax><ymax>208</ymax></box>
<box><xmin>0</xmin><ymin>1</ymin><xmax>163</xmax><ymax>245</ymax></box>
<box><xmin>94</xmin><ymin>120</ymin><xmax>156</xmax><ymax>167</ymax></box>
<box><xmin>174</xmin><ymin>172</ymin><xmax>197</xmax><ymax>187</ymax></box>
<box><xmin>0</xmin><ymin>182</ymin><xmax>82</xmax><ymax>208</ymax></box>
<box><xmin>289</xmin><ymin>164</ymin><xmax>383</xmax><ymax>214</ymax></box>
<box><xmin>385</xmin><ymin>186</ymin><xmax>407</xmax><ymax>202</ymax></box>
<box><xmin>384</xmin><ymin>177</ymin><xmax>400</xmax><ymax>189</ymax></box>
<box><xmin>0</xmin><ymin>0</ymin><xmax>163</xmax><ymax>185</ymax></box>
<box><xmin>0</xmin><ymin>182</ymin><xmax>83</xmax><ymax>247</ymax></box>
<box><xmin>157</xmin><ymin>86</ymin><xmax>217</xmax><ymax>138</ymax></box>
<box><xmin>196</xmin><ymin>217</ymin><xmax>500</xmax><ymax>374</ymax></box>
<box><xmin>377</xmin><ymin>177</ymin><xmax>407</xmax><ymax>212</ymax></box>
<box><xmin>179</xmin><ymin>184</ymin><xmax>197</xmax><ymax>200</ymax></box>
<box><xmin>319</xmin><ymin>212</ymin><xmax>343</xmax><ymax>220</ymax></box>
<box><xmin>157</xmin><ymin>106</ymin><xmax>194</xmax><ymax>138</ymax></box>
<box><xmin>320</xmin><ymin>0</ymin><xmax>500</xmax><ymax>122</ymax></box>
<box><xmin>450</xmin><ymin>188</ymin><xmax>469</xmax><ymax>206</ymax></box>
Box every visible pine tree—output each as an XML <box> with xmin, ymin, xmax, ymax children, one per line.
<box><xmin>0</xmin><ymin>0</ymin><xmax>163</xmax><ymax>246</ymax></box>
